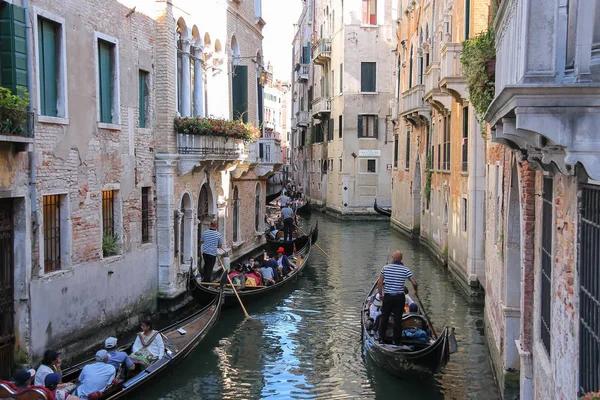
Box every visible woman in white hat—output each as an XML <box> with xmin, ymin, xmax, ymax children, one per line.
<box><xmin>370</xmin><ymin>293</ymin><xmax>383</xmax><ymax>321</ymax></box>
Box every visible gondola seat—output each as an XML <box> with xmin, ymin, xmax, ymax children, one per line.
<box><xmin>0</xmin><ymin>381</ymin><xmax>54</xmax><ymax>400</ymax></box>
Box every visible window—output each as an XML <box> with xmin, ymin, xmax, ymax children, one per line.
<box><xmin>338</xmin><ymin>115</ymin><xmax>343</xmax><ymax>138</ymax></box>
<box><xmin>464</xmin><ymin>0</ymin><xmax>470</xmax><ymax>39</ymax></box>
<box><xmin>97</xmin><ymin>37</ymin><xmax>119</xmax><ymax>125</ymax></box>
<box><xmin>43</xmin><ymin>195</ymin><xmax>62</xmax><ymax>273</ymax></box>
<box><xmin>339</xmin><ymin>158</ymin><xmax>342</xmax><ymax>172</ymax></box>
<box><xmin>405</xmin><ymin>131</ymin><xmax>411</xmax><ymax>169</ymax></box>
<box><xmin>141</xmin><ymin>187</ymin><xmax>150</xmax><ymax>243</ymax></box>
<box><xmin>443</xmin><ymin>116</ymin><xmax>451</xmax><ymax>171</ymax></box>
<box><xmin>339</xmin><ymin>63</ymin><xmax>343</xmax><ymax>93</ymax></box>
<box><xmin>232</xmin><ymin>65</ymin><xmax>249</xmax><ymax>122</ymax></box>
<box><xmin>437</xmin><ymin>143</ymin><xmax>441</xmax><ymax>170</ymax></box>
<box><xmin>331</xmin><ymin>69</ymin><xmax>335</xmax><ymax>95</ymax></box>
<box><xmin>37</xmin><ymin>16</ymin><xmax>64</xmax><ymax>117</ymax></box>
<box><xmin>139</xmin><ymin>71</ymin><xmax>149</xmax><ymax>128</ymax></box>
<box><xmin>232</xmin><ymin>186</ymin><xmax>240</xmax><ymax>242</ymax></box>
<box><xmin>362</xmin><ymin>0</ymin><xmax>377</xmax><ymax>24</ymax></box>
<box><xmin>328</xmin><ymin>118</ymin><xmax>334</xmax><ymax>141</ymax></box>
<box><xmin>329</xmin><ymin>159</ymin><xmax>333</xmax><ymax>171</ymax></box>
<box><xmin>358</xmin><ymin>115</ymin><xmax>378</xmax><ymax>138</ymax></box>
<box><xmin>361</xmin><ymin>62</ymin><xmax>376</xmax><ymax>92</ymax></box>
<box><xmin>540</xmin><ymin>177</ymin><xmax>553</xmax><ymax>355</ymax></box>
<box><xmin>462</xmin><ymin>106</ymin><xmax>469</xmax><ymax>172</ymax></box>
<box><xmin>393</xmin><ymin>135</ymin><xmax>399</xmax><ymax>168</ymax></box>
<box><xmin>102</xmin><ymin>190</ymin><xmax>115</xmax><ymax>238</ymax></box>
<box><xmin>409</xmin><ymin>46</ymin><xmax>413</xmax><ymax>88</ymax></box>
<box><xmin>367</xmin><ymin>159</ymin><xmax>376</xmax><ymax>173</ymax></box>
<box><xmin>461</xmin><ymin>197</ymin><xmax>467</xmax><ymax>232</ymax></box>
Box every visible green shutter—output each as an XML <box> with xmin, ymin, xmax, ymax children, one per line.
<box><xmin>339</xmin><ymin>63</ymin><xmax>343</xmax><ymax>93</ymax></box>
<box><xmin>38</xmin><ymin>18</ymin><xmax>58</xmax><ymax>117</ymax></box>
<box><xmin>361</xmin><ymin>62</ymin><xmax>376</xmax><ymax>92</ymax></box>
<box><xmin>98</xmin><ymin>40</ymin><xmax>113</xmax><ymax>123</ymax></box>
<box><xmin>465</xmin><ymin>0</ymin><xmax>470</xmax><ymax>39</ymax></box>
<box><xmin>257</xmin><ymin>79</ymin><xmax>263</xmax><ymax>127</ymax></box>
<box><xmin>139</xmin><ymin>71</ymin><xmax>146</xmax><ymax>128</ymax></box>
<box><xmin>0</xmin><ymin>3</ymin><xmax>28</xmax><ymax>93</ymax></box>
<box><xmin>232</xmin><ymin>65</ymin><xmax>248</xmax><ymax>123</ymax></box>
<box><xmin>357</xmin><ymin>115</ymin><xmax>363</xmax><ymax>137</ymax></box>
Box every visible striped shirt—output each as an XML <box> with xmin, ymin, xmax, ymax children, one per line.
<box><xmin>201</xmin><ymin>228</ymin><xmax>223</xmax><ymax>256</ymax></box>
<box><xmin>380</xmin><ymin>262</ymin><xmax>413</xmax><ymax>295</ymax></box>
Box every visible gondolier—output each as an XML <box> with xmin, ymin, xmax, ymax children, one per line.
<box><xmin>281</xmin><ymin>204</ymin><xmax>295</xmax><ymax>242</ymax></box>
<box><xmin>377</xmin><ymin>250</ymin><xmax>419</xmax><ymax>345</ymax></box>
<box><xmin>200</xmin><ymin>220</ymin><xmax>223</xmax><ymax>282</ymax></box>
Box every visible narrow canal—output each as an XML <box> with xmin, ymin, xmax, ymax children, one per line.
<box><xmin>139</xmin><ymin>214</ymin><xmax>499</xmax><ymax>399</ymax></box>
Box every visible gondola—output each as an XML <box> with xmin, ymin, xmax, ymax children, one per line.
<box><xmin>373</xmin><ymin>199</ymin><xmax>391</xmax><ymax>217</ymax></box>
<box><xmin>266</xmin><ymin>189</ymin><xmax>282</xmax><ymax>204</ymax></box>
<box><xmin>293</xmin><ymin>198</ymin><xmax>311</xmax><ymax>214</ymax></box>
<box><xmin>361</xmin><ymin>280</ymin><xmax>457</xmax><ymax>379</ymax></box>
<box><xmin>0</xmin><ymin>275</ymin><xmax>227</xmax><ymax>400</ymax></box>
<box><xmin>265</xmin><ymin>221</ymin><xmax>317</xmax><ymax>256</ymax></box>
<box><xmin>190</xmin><ymin>240</ymin><xmax>312</xmax><ymax>307</ymax></box>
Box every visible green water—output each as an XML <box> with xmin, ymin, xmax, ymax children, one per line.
<box><xmin>138</xmin><ymin>215</ymin><xmax>499</xmax><ymax>399</ymax></box>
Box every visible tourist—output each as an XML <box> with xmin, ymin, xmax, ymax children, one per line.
<box><xmin>263</xmin><ymin>252</ymin><xmax>281</xmax><ymax>281</ymax></box>
<box><xmin>245</xmin><ymin>265</ymin><xmax>262</xmax><ymax>287</ymax></box>
<box><xmin>35</xmin><ymin>350</ymin><xmax>62</xmax><ymax>386</ymax></box>
<box><xmin>276</xmin><ymin>247</ymin><xmax>294</xmax><ymax>275</ymax></box>
<box><xmin>76</xmin><ymin>350</ymin><xmax>116</xmax><ymax>399</ymax></box>
<box><xmin>228</xmin><ymin>264</ymin><xmax>244</xmax><ymax>285</ymax></box>
<box><xmin>45</xmin><ymin>373</ymin><xmax>79</xmax><ymax>400</ymax></box>
<box><xmin>404</xmin><ymin>287</ymin><xmax>415</xmax><ymax>306</ymax></box>
<box><xmin>377</xmin><ymin>250</ymin><xmax>419</xmax><ymax>345</ymax></box>
<box><xmin>130</xmin><ymin>319</ymin><xmax>165</xmax><ymax>369</ymax></box>
<box><xmin>200</xmin><ymin>220</ymin><xmax>223</xmax><ymax>282</ymax></box>
<box><xmin>260</xmin><ymin>262</ymin><xmax>276</xmax><ymax>286</ymax></box>
<box><xmin>280</xmin><ymin>205</ymin><xmax>294</xmax><ymax>241</ymax></box>
<box><xmin>280</xmin><ymin>193</ymin><xmax>291</xmax><ymax>208</ymax></box>
<box><xmin>104</xmin><ymin>337</ymin><xmax>135</xmax><ymax>373</ymax></box>
<box><xmin>408</xmin><ymin>303</ymin><xmax>419</xmax><ymax>315</ymax></box>
<box><xmin>369</xmin><ymin>293</ymin><xmax>383</xmax><ymax>321</ymax></box>
<box><xmin>13</xmin><ymin>369</ymin><xmax>35</xmax><ymax>390</ymax></box>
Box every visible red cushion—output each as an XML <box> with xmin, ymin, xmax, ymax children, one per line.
<box><xmin>87</xmin><ymin>391</ymin><xmax>103</xmax><ymax>400</ymax></box>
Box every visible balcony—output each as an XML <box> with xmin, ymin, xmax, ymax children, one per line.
<box><xmin>312</xmin><ymin>38</ymin><xmax>331</xmax><ymax>65</ymax></box>
<box><xmin>390</xmin><ymin>100</ymin><xmax>399</xmax><ymax>123</ymax></box>
<box><xmin>296</xmin><ymin>110</ymin><xmax>309</xmax><ymax>127</ymax></box>
<box><xmin>264</xmin><ymin>120</ymin><xmax>275</xmax><ymax>130</ymax></box>
<box><xmin>400</xmin><ymin>84</ymin><xmax>429</xmax><ymax>126</ymax></box>
<box><xmin>423</xmin><ymin>61</ymin><xmax>451</xmax><ymax>112</ymax></box>
<box><xmin>295</xmin><ymin>64</ymin><xmax>309</xmax><ymax>82</ymax></box>
<box><xmin>439</xmin><ymin>43</ymin><xmax>467</xmax><ymax>101</ymax></box>
<box><xmin>311</xmin><ymin>97</ymin><xmax>331</xmax><ymax>119</ymax></box>
<box><xmin>0</xmin><ymin>110</ymin><xmax>34</xmax><ymax>152</ymax></box>
<box><xmin>177</xmin><ymin>134</ymin><xmax>246</xmax><ymax>175</ymax></box>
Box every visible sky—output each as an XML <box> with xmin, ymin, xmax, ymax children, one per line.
<box><xmin>262</xmin><ymin>0</ymin><xmax>303</xmax><ymax>82</ymax></box>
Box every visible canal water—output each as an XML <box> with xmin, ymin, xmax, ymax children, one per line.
<box><xmin>139</xmin><ymin>214</ymin><xmax>499</xmax><ymax>399</ymax></box>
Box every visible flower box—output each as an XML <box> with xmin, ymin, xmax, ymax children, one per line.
<box><xmin>174</xmin><ymin>117</ymin><xmax>260</xmax><ymax>142</ymax></box>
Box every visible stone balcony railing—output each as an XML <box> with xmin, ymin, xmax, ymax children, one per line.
<box><xmin>400</xmin><ymin>84</ymin><xmax>429</xmax><ymax>125</ymax></box>
<box><xmin>296</xmin><ymin>110</ymin><xmax>309</xmax><ymax>127</ymax></box>
<box><xmin>423</xmin><ymin>61</ymin><xmax>451</xmax><ymax>112</ymax></box>
<box><xmin>177</xmin><ymin>134</ymin><xmax>245</xmax><ymax>158</ymax></box>
<box><xmin>311</xmin><ymin>96</ymin><xmax>331</xmax><ymax>118</ymax></box>
<box><xmin>295</xmin><ymin>64</ymin><xmax>309</xmax><ymax>82</ymax></box>
<box><xmin>0</xmin><ymin>110</ymin><xmax>34</xmax><ymax>152</ymax></box>
<box><xmin>439</xmin><ymin>42</ymin><xmax>467</xmax><ymax>101</ymax></box>
<box><xmin>312</xmin><ymin>38</ymin><xmax>331</xmax><ymax>65</ymax></box>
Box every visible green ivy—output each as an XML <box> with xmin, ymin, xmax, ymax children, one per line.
<box><xmin>0</xmin><ymin>87</ymin><xmax>29</xmax><ymax>135</ymax></box>
<box><xmin>102</xmin><ymin>234</ymin><xmax>119</xmax><ymax>257</ymax></box>
<box><xmin>425</xmin><ymin>154</ymin><xmax>433</xmax><ymax>202</ymax></box>
<box><xmin>461</xmin><ymin>29</ymin><xmax>496</xmax><ymax>135</ymax></box>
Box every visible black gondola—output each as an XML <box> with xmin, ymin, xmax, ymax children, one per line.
<box><xmin>4</xmin><ymin>275</ymin><xmax>227</xmax><ymax>400</ymax></box>
<box><xmin>190</xmin><ymin>240</ymin><xmax>312</xmax><ymax>307</ymax></box>
<box><xmin>294</xmin><ymin>198</ymin><xmax>311</xmax><ymax>214</ymax></box>
<box><xmin>361</xmin><ymin>280</ymin><xmax>457</xmax><ymax>379</ymax></box>
<box><xmin>266</xmin><ymin>189</ymin><xmax>282</xmax><ymax>204</ymax></box>
<box><xmin>373</xmin><ymin>199</ymin><xmax>391</xmax><ymax>217</ymax></box>
<box><xmin>265</xmin><ymin>221</ymin><xmax>317</xmax><ymax>256</ymax></box>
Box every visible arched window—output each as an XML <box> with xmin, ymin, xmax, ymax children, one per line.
<box><xmin>255</xmin><ymin>184</ymin><xmax>262</xmax><ymax>232</ymax></box>
<box><xmin>176</xmin><ymin>18</ymin><xmax>187</xmax><ymax>115</ymax></box>
<box><xmin>197</xmin><ymin>184</ymin><xmax>213</xmax><ymax>257</ymax></box>
<box><xmin>232</xmin><ymin>186</ymin><xmax>240</xmax><ymax>242</ymax></box>
<box><xmin>409</xmin><ymin>45</ymin><xmax>414</xmax><ymax>88</ymax></box>
<box><xmin>425</xmin><ymin>24</ymin><xmax>430</xmax><ymax>66</ymax></box>
<box><xmin>179</xmin><ymin>193</ymin><xmax>193</xmax><ymax>265</ymax></box>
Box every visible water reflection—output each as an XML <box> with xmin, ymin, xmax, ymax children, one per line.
<box><xmin>139</xmin><ymin>215</ymin><xmax>499</xmax><ymax>400</ymax></box>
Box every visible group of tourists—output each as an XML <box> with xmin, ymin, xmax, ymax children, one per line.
<box><xmin>9</xmin><ymin>320</ymin><xmax>165</xmax><ymax>399</ymax></box>
<box><xmin>366</xmin><ymin>250</ymin><xmax>421</xmax><ymax>345</ymax></box>
<box><xmin>227</xmin><ymin>247</ymin><xmax>295</xmax><ymax>287</ymax></box>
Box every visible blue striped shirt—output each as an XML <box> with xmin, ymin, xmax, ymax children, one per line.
<box><xmin>380</xmin><ymin>262</ymin><xmax>413</xmax><ymax>295</ymax></box>
<box><xmin>201</xmin><ymin>229</ymin><xmax>223</xmax><ymax>256</ymax></box>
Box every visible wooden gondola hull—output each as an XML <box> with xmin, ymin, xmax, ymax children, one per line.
<box><xmin>266</xmin><ymin>190</ymin><xmax>282</xmax><ymax>204</ymax></box>
<box><xmin>373</xmin><ymin>200</ymin><xmax>391</xmax><ymax>217</ymax></box>
<box><xmin>295</xmin><ymin>200</ymin><xmax>311</xmax><ymax>214</ymax></box>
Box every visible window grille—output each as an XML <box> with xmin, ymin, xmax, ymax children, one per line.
<box><xmin>102</xmin><ymin>190</ymin><xmax>115</xmax><ymax>237</ymax></box>
<box><xmin>43</xmin><ymin>195</ymin><xmax>61</xmax><ymax>273</ymax></box>
<box><xmin>141</xmin><ymin>187</ymin><xmax>150</xmax><ymax>243</ymax></box>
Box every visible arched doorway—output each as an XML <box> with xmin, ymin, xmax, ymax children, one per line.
<box><xmin>413</xmin><ymin>157</ymin><xmax>422</xmax><ymax>235</ymax></box>
<box><xmin>178</xmin><ymin>193</ymin><xmax>193</xmax><ymax>265</ymax></box>
<box><xmin>232</xmin><ymin>186</ymin><xmax>240</xmax><ymax>242</ymax></box>
<box><xmin>504</xmin><ymin>162</ymin><xmax>522</xmax><ymax>370</ymax></box>
<box><xmin>254</xmin><ymin>183</ymin><xmax>262</xmax><ymax>231</ymax></box>
<box><xmin>197</xmin><ymin>183</ymin><xmax>215</xmax><ymax>258</ymax></box>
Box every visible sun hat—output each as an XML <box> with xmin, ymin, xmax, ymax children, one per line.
<box><xmin>104</xmin><ymin>337</ymin><xmax>117</xmax><ymax>349</ymax></box>
<box><xmin>14</xmin><ymin>369</ymin><xmax>36</xmax><ymax>385</ymax></box>
<box><xmin>95</xmin><ymin>349</ymin><xmax>109</xmax><ymax>362</ymax></box>
<box><xmin>277</xmin><ymin>247</ymin><xmax>285</xmax><ymax>253</ymax></box>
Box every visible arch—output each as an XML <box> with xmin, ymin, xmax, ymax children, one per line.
<box><xmin>443</xmin><ymin>197</ymin><xmax>449</xmax><ymax>226</ymax></box>
<box><xmin>176</xmin><ymin>17</ymin><xmax>190</xmax><ymax>39</ymax></box>
<box><xmin>178</xmin><ymin>192</ymin><xmax>193</xmax><ymax>266</ymax></box>
<box><xmin>503</xmin><ymin>160</ymin><xmax>522</xmax><ymax>369</ymax></box>
<box><xmin>204</xmin><ymin>32</ymin><xmax>212</xmax><ymax>47</ymax></box>
<box><xmin>232</xmin><ymin>186</ymin><xmax>240</xmax><ymax>242</ymax></box>
<box><xmin>255</xmin><ymin>182</ymin><xmax>262</xmax><ymax>232</ymax></box>
<box><xmin>192</xmin><ymin>25</ymin><xmax>201</xmax><ymax>46</ymax></box>
<box><xmin>197</xmin><ymin>182</ymin><xmax>216</xmax><ymax>258</ymax></box>
<box><xmin>230</xmin><ymin>35</ymin><xmax>241</xmax><ymax>65</ymax></box>
<box><xmin>214</xmin><ymin>39</ymin><xmax>222</xmax><ymax>54</ymax></box>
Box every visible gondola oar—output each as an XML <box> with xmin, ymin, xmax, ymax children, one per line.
<box><xmin>294</xmin><ymin>223</ymin><xmax>328</xmax><ymax>258</ymax></box>
<box><xmin>218</xmin><ymin>256</ymin><xmax>251</xmax><ymax>318</ymax></box>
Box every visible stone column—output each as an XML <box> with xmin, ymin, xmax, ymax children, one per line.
<box><xmin>193</xmin><ymin>46</ymin><xmax>204</xmax><ymax>117</ymax></box>
<box><xmin>180</xmin><ymin>39</ymin><xmax>192</xmax><ymax>117</ymax></box>
<box><xmin>156</xmin><ymin>154</ymin><xmax>180</xmax><ymax>298</ymax></box>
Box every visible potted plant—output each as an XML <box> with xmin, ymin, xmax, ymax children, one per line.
<box><xmin>0</xmin><ymin>87</ymin><xmax>29</xmax><ymax>136</ymax></box>
<box><xmin>580</xmin><ymin>392</ymin><xmax>600</xmax><ymax>400</ymax></box>
<box><xmin>173</xmin><ymin>116</ymin><xmax>261</xmax><ymax>142</ymax></box>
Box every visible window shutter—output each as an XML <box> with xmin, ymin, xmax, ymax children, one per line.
<box><xmin>98</xmin><ymin>40</ymin><xmax>113</xmax><ymax>123</ymax></box>
<box><xmin>339</xmin><ymin>114</ymin><xmax>343</xmax><ymax>138</ymax></box>
<box><xmin>357</xmin><ymin>115</ymin><xmax>363</xmax><ymax>137</ymax></box>
<box><xmin>39</xmin><ymin>18</ymin><xmax>58</xmax><ymax>117</ymax></box>
<box><xmin>139</xmin><ymin>71</ymin><xmax>147</xmax><ymax>128</ymax></box>
<box><xmin>232</xmin><ymin>65</ymin><xmax>248</xmax><ymax>123</ymax></box>
<box><xmin>257</xmin><ymin>78</ymin><xmax>263</xmax><ymax>127</ymax></box>
<box><xmin>374</xmin><ymin>117</ymin><xmax>378</xmax><ymax>138</ymax></box>
<box><xmin>0</xmin><ymin>3</ymin><xmax>28</xmax><ymax>93</ymax></box>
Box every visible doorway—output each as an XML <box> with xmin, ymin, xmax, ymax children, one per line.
<box><xmin>0</xmin><ymin>199</ymin><xmax>14</xmax><ymax>379</ymax></box>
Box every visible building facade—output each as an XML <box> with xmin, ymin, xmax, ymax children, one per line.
<box><xmin>291</xmin><ymin>0</ymin><xmax>395</xmax><ymax>217</ymax></box>
<box><xmin>390</xmin><ymin>0</ymin><xmax>488</xmax><ymax>293</ymax></box>
<box><xmin>0</xmin><ymin>0</ymin><xmax>277</xmax><ymax>376</ymax></box>
<box><xmin>484</xmin><ymin>0</ymin><xmax>600</xmax><ymax>398</ymax></box>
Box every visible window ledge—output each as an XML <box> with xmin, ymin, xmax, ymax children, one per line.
<box><xmin>460</xmin><ymin>171</ymin><xmax>469</xmax><ymax>176</ymax></box>
<box><xmin>360</xmin><ymin>24</ymin><xmax>379</xmax><ymax>28</ymax></box>
<box><xmin>360</xmin><ymin>91</ymin><xmax>378</xmax><ymax>95</ymax></box>
<box><xmin>138</xmin><ymin>127</ymin><xmax>152</xmax><ymax>134</ymax></box>
<box><xmin>358</xmin><ymin>137</ymin><xmax>378</xmax><ymax>140</ymax></box>
<box><xmin>232</xmin><ymin>241</ymin><xmax>245</xmax><ymax>249</ymax></box>
<box><xmin>38</xmin><ymin>115</ymin><xmax>69</xmax><ymax>125</ymax></box>
<box><xmin>102</xmin><ymin>254</ymin><xmax>124</xmax><ymax>264</ymax></box>
<box><xmin>98</xmin><ymin>122</ymin><xmax>121</xmax><ymax>131</ymax></box>
<box><xmin>254</xmin><ymin>231</ymin><xmax>265</xmax><ymax>237</ymax></box>
<box><xmin>39</xmin><ymin>268</ymin><xmax>71</xmax><ymax>280</ymax></box>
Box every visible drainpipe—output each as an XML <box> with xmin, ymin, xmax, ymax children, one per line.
<box><xmin>23</xmin><ymin>0</ymin><xmax>38</xmax><ymax>232</ymax></box>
